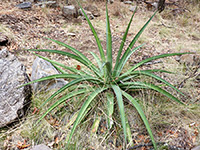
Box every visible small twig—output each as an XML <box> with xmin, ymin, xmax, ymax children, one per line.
<box><xmin>178</xmin><ymin>66</ymin><xmax>200</xmax><ymax>88</ymax></box>
<box><xmin>158</xmin><ymin>21</ymin><xmax>174</xmax><ymax>28</ymax></box>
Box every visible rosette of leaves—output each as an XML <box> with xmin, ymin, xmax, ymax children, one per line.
<box><xmin>21</xmin><ymin>3</ymin><xmax>189</xmax><ymax>149</ymax></box>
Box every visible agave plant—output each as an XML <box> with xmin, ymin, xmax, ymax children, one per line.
<box><xmin>20</xmin><ymin>2</ymin><xmax>189</xmax><ymax>149</ymax></box>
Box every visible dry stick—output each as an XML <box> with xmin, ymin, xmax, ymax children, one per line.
<box><xmin>158</xmin><ymin>21</ymin><xmax>174</xmax><ymax>28</ymax></box>
<box><xmin>178</xmin><ymin>65</ymin><xmax>200</xmax><ymax>88</ymax></box>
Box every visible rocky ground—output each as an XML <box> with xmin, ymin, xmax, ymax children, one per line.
<box><xmin>0</xmin><ymin>0</ymin><xmax>200</xmax><ymax>149</ymax></box>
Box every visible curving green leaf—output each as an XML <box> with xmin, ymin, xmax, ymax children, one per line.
<box><xmin>34</xmin><ymin>88</ymin><xmax>91</xmax><ymax>126</ymax></box>
<box><xmin>28</xmin><ymin>49</ymin><xmax>86</xmax><ymax>64</ymax></box>
<box><xmin>47</xmin><ymin>38</ymin><xmax>89</xmax><ymax>62</ymax></box>
<box><xmin>111</xmin><ymin>85</ymin><xmax>127</xmax><ymax>145</ymax></box>
<box><xmin>122</xmin><ymin>91</ymin><xmax>157</xmax><ymax>149</ymax></box>
<box><xmin>127</xmin><ymin>82</ymin><xmax>185</xmax><ymax>105</ymax></box>
<box><xmin>39</xmin><ymin>76</ymin><xmax>103</xmax><ymax>108</ymax></box>
<box><xmin>34</xmin><ymin>53</ymin><xmax>88</xmax><ymax>75</ymax></box>
<box><xmin>106</xmin><ymin>4</ymin><xmax>112</xmax><ymax>72</ymax></box>
<box><xmin>28</xmin><ymin>49</ymin><xmax>102</xmax><ymax>79</ymax></box>
<box><xmin>77</xmin><ymin>1</ymin><xmax>105</xmax><ymax>63</ymax></box>
<box><xmin>113</xmin><ymin>7</ymin><xmax>137</xmax><ymax>76</ymax></box>
<box><xmin>130</xmin><ymin>70</ymin><xmax>184</xmax><ymax>95</ymax></box>
<box><xmin>121</xmin><ymin>85</ymin><xmax>148</xmax><ymax>90</ymax></box>
<box><xmin>116</xmin><ymin>11</ymin><xmax>157</xmax><ymax>77</ymax></box>
<box><xmin>90</xmin><ymin>51</ymin><xmax>103</xmax><ymax>76</ymax></box>
<box><xmin>66</xmin><ymin>87</ymin><xmax>108</xmax><ymax>146</ymax></box>
<box><xmin>118</xmin><ymin>69</ymin><xmax>173</xmax><ymax>82</ymax></box>
<box><xmin>127</xmin><ymin>11</ymin><xmax>157</xmax><ymax>50</ymax></box>
<box><xmin>51</xmin><ymin>63</ymin><xmax>67</xmax><ymax>74</ymax></box>
<box><xmin>120</xmin><ymin>75</ymin><xmax>139</xmax><ymax>82</ymax></box>
<box><xmin>142</xmin><ymin>69</ymin><xmax>174</xmax><ymax>74</ymax></box>
<box><xmin>91</xmin><ymin>115</ymin><xmax>101</xmax><ymax>134</ymax></box>
<box><xmin>105</xmin><ymin>61</ymin><xmax>112</xmax><ymax>82</ymax></box>
<box><xmin>47</xmin><ymin>38</ymin><xmax>100</xmax><ymax>75</ymax></box>
<box><xmin>18</xmin><ymin>74</ymin><xmax>81</xmax><ymax>88</ymax></box>
<box><xmin>122</xmin><ymin>52</ymin><xmax>192</xmax><ymax>77</ymax></box>
<box><xmin>106</xmin><ymin>92</ymin><xmax>114</xmax><ymax>129</ymax></box>
<box><xmin>126</xmin><ymin>116</ymin><xmax>133</xmax><ymax>147</ymax></box>
<box><xmin>116</xmin><ymin>44</ymin><xmax>144</xmax><ymax>76</ymax></box>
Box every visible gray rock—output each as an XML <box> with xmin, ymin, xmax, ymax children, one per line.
<box><xmin>123</xmin><ymin>1</ymin><xmax>133</xmax><ymax>4</ymax></box>
<box><xmin>0</xmin><ymin>48</ymin><xmax>31</xmax><ymax>128</ymax></box>
<box><xmin>152</xmin><ymin>2</ymin><xmax>158</xmax><ymax>10</ymax></box>
<box><xmin>0</xmin><ymin>32</ymin><xmax>8</xmax><ymax>46</ymax></box>
<box><xmin>16</xmin><ymin>2</ymin><xmax>32</xmax><ymax>9</ymax></box>
<box><xmin>31</xmin><ymin>144</ymin><xmax>52</xmax><ymax>150</ymax></box>
<box><xmin>62</xmin><ymin>5</ymin><xmax>77</xmax><ymax>18</ymax></box>
<box><xmin>35</xmin><ymin>1</ymin><xmax>57</xmax><ymax>8</ymax></box>
<box><xmin>145</xmin><ymin>2</ymin><xmax>158</xmax><ymax>11</ymax></box>
<box><xmin>129</xmin><ymin>6</ymin><xmax>137</xmax><ymax>12</ymax></box>
<box><xmin>31</xmin><ymin>57</ymin><xmax>68</xmax><ymax>93</ymax></box>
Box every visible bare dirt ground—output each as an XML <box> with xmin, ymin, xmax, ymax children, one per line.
<box><xmin>0</xmin><ymin>0</ymin><xmax>200</xmax><ymax>149</ymax></box>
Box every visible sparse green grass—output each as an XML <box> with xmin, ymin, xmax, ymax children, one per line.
<box><xmin>40</xmin><ymin>26</ymin><xmax>53</xmax><ymax>34</ymax></box>
<box><xmin>158</xmin><ymin>28</ymin><xmax>171</xmax><ymax>38</ymax></box>
<box><xmin>68</xmin><ymin>26</ymin><xmax>77</xmax><ymax>33</ymax></box>
<box><xmin>1</xmin><ymin>83</ymin><xmax>199</xmax><ymax>149</ymax></box>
